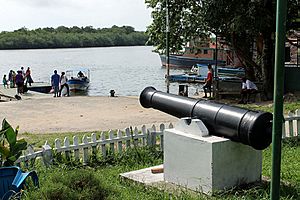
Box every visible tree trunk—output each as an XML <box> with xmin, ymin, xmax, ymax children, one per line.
<box><xmin>261</xmin><ymin>34</ymin><xmax>275</xmax><ymax>100</ymax></box>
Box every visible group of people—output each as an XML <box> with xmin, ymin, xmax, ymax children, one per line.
<box><xmin>202</xmin><ymin>64</ymin><xmax>258</xmax><ymax>103</ymax></box>
<box><xmin>51</xmin><ymin>70</ymin><xmax>70</xmax><ymax>97</ymax></box>
<box><xmin>2</xmin><ymin>67</ymin><xmax>34</xmax><ymax>95</ymax></box>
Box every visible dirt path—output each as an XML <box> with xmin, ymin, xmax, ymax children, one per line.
<box><xmin>0</xmin><ymin>96</ymin><xmax>177</xmax><ymax>134</ymax></box>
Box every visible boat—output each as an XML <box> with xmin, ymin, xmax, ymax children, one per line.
<box><xmin>167</xmin><ymin>64</ymin><xmax>245</xmax><ymax>83</ymax></box>
<box><xmin>66</xmin><ymin>68</ymin><xmax>90</xmax><ymax>91</ymax></box>
<box><xmin>160</xmin><ymin>38</ymin><xmax>242</xmax><ymax>69</ymax></box>
<box><xmin>159</xmin><ymin>54</ymin><xmax>226</xmax><ymax>69</ymax></box>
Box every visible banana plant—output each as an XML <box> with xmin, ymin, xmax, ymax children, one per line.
<box><xmin>0</xmin><ymin>119</ymin><xmax>27</xmax><ymax>166</ymax></box>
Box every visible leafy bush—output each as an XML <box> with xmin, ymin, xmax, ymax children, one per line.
<box><xmin>0</xmin><ymin>119</ymin><xmax>27</xmax><ymax>166</ymax></box>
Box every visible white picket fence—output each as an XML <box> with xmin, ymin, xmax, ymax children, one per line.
<box><xmin>283</xmin><ymin>110</ymin><xmax>300</xmax><ymax>138</ymax></box>
<box><xmin>15</xmin><ymin>123</ymin><xmax>174</xmax><ymax>166</ymax></box>
<box><xmin>15</xmin><ymin>110</ymin><xmax>300</xmax><ymax>166</ymax></box>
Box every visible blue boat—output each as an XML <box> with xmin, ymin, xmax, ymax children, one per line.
<box><xmin>66</xmin><ymin>68</ymin><xmax>90</xmax><ymax>91</ymax></box>
<box><xmin>167</xmin><ymin>64</ymin><xmax>245</xmax><ymax>83</ymax></box>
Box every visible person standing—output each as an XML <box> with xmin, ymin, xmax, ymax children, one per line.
<box><xmin>51</xmin><ymin>70</ymin><xmax>60</xmax><ymax>97</ymax></box>
<box><xmin>25</xmin><ymin>67</ymin><xmax>34</xmax><ymax>86</ymax></box>
<box><xmin>202</xmin><ymin>64</ymin><xmax>213</xmax><ymax>98</ymax></box>
<box><xmin>8</xmin><ymin>70</ymin><xmax>13</xmax><ymax>88</ymax></box>
<box><xmin>15</xmin><ymin>70</ymin><xmax>24</xmax><ymax>95</ymax></box>
<box><xmin>21</xmin><ymin>67</ymin><xmax>25</xmax><ymax>77</ymax></box>
<box><xmin>59</xmin><ymin>72</ymin><xmax>70</xmax><ymax>97</ymax></box>
<box><xmin>2</xmin><ymin>74</ymin><xmax>8</xmax><ymax>88</ymax></box>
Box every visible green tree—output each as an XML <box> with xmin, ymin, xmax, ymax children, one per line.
<box><xmin>145</xmin><ymin>0</ymin><xmax>299</xmax><ymax>98</ymax></box>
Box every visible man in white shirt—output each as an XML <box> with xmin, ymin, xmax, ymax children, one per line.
<box><xmin>59</xmin><ymin>72</ymin><xmax>70</xmax><ymax>97</ymax></box>
<box><xmin>239</xmin><ymin>77</ymin><xmax>258</xmax><ymax>104</ymax></box>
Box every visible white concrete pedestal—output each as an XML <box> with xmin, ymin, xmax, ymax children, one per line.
<box><xmin>164</xmin><ymin>118</ymin><xmax>262</xmax><ymax>194</ymax></box>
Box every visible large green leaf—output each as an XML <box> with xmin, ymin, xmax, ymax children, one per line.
<box><xmin>1</xmin><ymin>119</ymin><xmax>16</xmax><ymax>145</ymax></box>
<box><xmin>11</xmin><ymin>139</ymin><xmax>27</xmax><ymax>155</ymax></box>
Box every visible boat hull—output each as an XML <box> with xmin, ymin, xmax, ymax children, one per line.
<box><xmin>67</xmin><ymin>78</ymin><xmax>90</xmax><ymax>91</ymax></box>
<box><xmin>160</xmin><ymin>54</ymin><xmax>226</xmax><ymax>69</ymax></box>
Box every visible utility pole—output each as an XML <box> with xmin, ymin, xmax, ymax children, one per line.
<box><xmin>270</xmin><ymin>0</ymin><xmax>287</xmax><ymax>199</ymax></box>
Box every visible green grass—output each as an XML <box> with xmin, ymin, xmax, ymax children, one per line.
<box><xmin>20</xmin><ymin>139</ymin><xmax>300</xmax><ymax>200</ymax></box>
<box><xmin>234</xmin><ymin>100</ymin><xmax>300</xmax><ymax>114</ymax></box>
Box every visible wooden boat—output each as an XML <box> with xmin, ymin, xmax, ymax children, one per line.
<box><xmin>167</xmin><ymin>64</ymin><xmax>244</xmax><ymax>83</ymax></box>
<box><xmin>160</xmin><ymin>38</ymin><xmax>242</xmax><ymax>69</ymax></box>
<box><xmin>66</xmin><ymin>68</ymin><xmax>90</xmax><ymax>91</ymax></box>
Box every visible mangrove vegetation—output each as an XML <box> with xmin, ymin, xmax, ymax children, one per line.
<box><xmin>0</xmin><ymin>25</ymin><xmax>148</xmax><ymax>49</ymax></box>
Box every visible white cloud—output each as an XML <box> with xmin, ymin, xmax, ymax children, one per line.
<box><xmin>0</xmin><ymin>0</ymin><xmax>152</xmax><ymax>31</ymax></box>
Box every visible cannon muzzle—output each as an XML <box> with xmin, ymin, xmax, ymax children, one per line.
<box><xmin>140</xmin><ymin>87</ymin><xmax>272</xmax><ymax>150</ymax></box>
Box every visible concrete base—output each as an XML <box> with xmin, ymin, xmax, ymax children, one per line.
<box><xmin>164</xmin><ymin>119</ymin><xmax>262</xmax><ymax>195</ymax></box>
<box><xmin>120</xmin><ymin>165</ymin><xmax>164</xmax><ymax>185</ymax></box>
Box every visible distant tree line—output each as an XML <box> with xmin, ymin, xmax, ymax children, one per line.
<box><xmin>0</xmin><ymin>25</ymin><xmax>149</xmax><ymax>49</ymax></box>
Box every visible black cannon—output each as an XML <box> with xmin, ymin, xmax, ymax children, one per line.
<box><xmin>140</xmin><ymin>87</ymin><xmax>273</xmax><ymax>150</ymax></box>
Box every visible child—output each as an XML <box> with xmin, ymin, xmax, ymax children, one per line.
<box><xmin>2</xmin><ymin>74</ymin><xmax>8</xmax><ymax>88</ymax></box>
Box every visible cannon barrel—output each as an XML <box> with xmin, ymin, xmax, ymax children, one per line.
<box><xmin>140</xmin><ymin>87</ymin><xmax>272</xmax><ymax>150</ymax></box>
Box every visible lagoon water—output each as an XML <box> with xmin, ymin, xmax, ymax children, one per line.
<box><xmin>0</xmin><ymin>46</ymin><xmax>201</xmax><ymax>96</ymax></box>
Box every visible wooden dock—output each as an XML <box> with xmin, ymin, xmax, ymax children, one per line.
<box><xmin>0</xmin><ymin>82</ymin><xmax>52</xmax><ymax>101</ymax></box>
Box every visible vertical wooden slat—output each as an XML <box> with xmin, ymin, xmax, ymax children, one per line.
<box><xmin>73</xmin><ymin>136</ymin><xmax>80</xmax><ymax>162</ymax></box>
<box><xmin>82</xmin><ymin>135</ymin><xmax>89</xmax><ymax>165</ymax></box>
<box><xmin>117</xmin><ymin>130</ymin><xmax>123</xmax><ymax>154</ymax></box>
<box><xmin>288</xmin><ymin>111</ymin><xmax>294</xmax><ymax>137</ymax></box>
<box><xmin>296</xmin><ymin>109</ymin><xmax>300</xmax><ymax>136</ymax></box>
<box><xmin>125</xmin><ymin>128</ymin><xmax>131</xmax><ymax>149</ymax></box>
<box><xmin>282</xmin><ymin>125</ymin><xmax>286</xmax><ymax>139</ymax></box>
<box><xmin>141</xmin><ymin>125</ymin><xmax>147</xmax><ymax>146</ymax></box>
<box><xmin>147</xmin><ymin>129</ymin><xmax>151</xmax><ymax>146</ymax></box>
<box><xmin>109</xmin><ymin>130</ymin><xmax>115</xmax><ymax>154</ymax></box>
<box><xmin>91</xmin><ymin>133</ymin><xmax>97</xmax><ymax>156</ymax></box>
<box><xmin>160</xmin><ymin>124</ymin><xmax>165</xmax><ymax>151</ymax></box>
<box><xmin>100</xmin><ymin>132</ymin><xmax>106</xmax><ymax>158</ymax></box>
<box><xmin>133</xmin><ymin>127</ymin><xmax>139</xmax><ymax>146</ymax></box>
<box><xmin>64</xmin><ymin>137</ymin><xmax>70</xmax><ymax>160</ymax></box>
<box><xmin>55</xmin><ymin>138</ymin><xmax>61</xmax><ymax>149</ymax></box>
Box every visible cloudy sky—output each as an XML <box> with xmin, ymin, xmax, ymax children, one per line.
<box><xmin>0</xmin><ymin>0</ymin><xmax>153</xmax><ymax>31</ymax></box>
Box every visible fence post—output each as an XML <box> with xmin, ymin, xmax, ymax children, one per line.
<box><xmin>288</xmin><ymin>111</ymin><xmax>294</xmax><ymax>137</ymax></box>
<box><xmin>64</xmin><ymin>137</ymin><xmax>70</xmax><ymax>161</ymax></box>
<box><xmin>160</xmin><ymin>124</ymin><xmax>165</xmax><ymax>151</ymax></box>
<box><xmin>42</xmin><ymin>141</ymin><xmax>53</xmax><ymax>167</ymax></box>
<box><xmin>147</xmin><ymin>129</ymin><xmax>152</xmax><ymax>146</ymax></box>
<box><xmin>100</xmin><ymin>132</ymin><xmax>106</xmax><ymax>158</ymax></box>
<box><xmin>296</xmin><ymin>109</ymin><xmax>300</xmax><ymax>136</ymax></box>
<box><xmin>109</xmin><ymin>130</ymin><xmax>115</xmax><ymax>154</ymax></box>
<box><xmin>133</xmin><ymin>127</ymin><xmax>139</xmax><ymax>146</ymax></box>
<box><xmin>82</xmin><ymin>135</ymin><xmax>89</xmax><ymax>165</ymax></box>
<box><xmin>73</xmin><ymin>136</ymin><xmax>80</xmax><ymax>162</ymax></box>
<box><xmin>141</xmin><ymin>125</ymin><xmax>147</xmax><ymax>146</ymax></box>
<box><xmin>117</xmin><ymin>130</ymin><xmax>123</xmax><ymax>154</ymax></box>
<box><xmin>125</xmin><ymin>128</ymin><xmax>131</xmax><ymax>149</ymax></box>
<box><xmin>91</xmin><ymin>133</ymin><xmax>97</xmax><ymax>157</ymax></box>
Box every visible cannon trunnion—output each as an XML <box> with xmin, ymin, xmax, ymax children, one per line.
<box><xmin>140</xmin><ymin>87</ymin><xmax>272</xmax><ymax>150</ymax></box>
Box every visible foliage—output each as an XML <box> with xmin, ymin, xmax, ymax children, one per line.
<box><xmin>0</xmin><ymin>25</ymin><xmax>148</xmax><ymax>49</ymax></box>
<box><xmin>145</xmin><ymin>0</ymin><xmax>299</xmax><ymax>98</ymax></box>
<box><xmin>0</xmin><ymin>119</ymin><xmax>27</xmax><ymax>166</ymax></box>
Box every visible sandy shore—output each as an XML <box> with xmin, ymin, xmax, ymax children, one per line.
<box><xmin>0</xmin><ymin>95</ymin><xmax>177</xmax><ymax>134</ymax></box>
